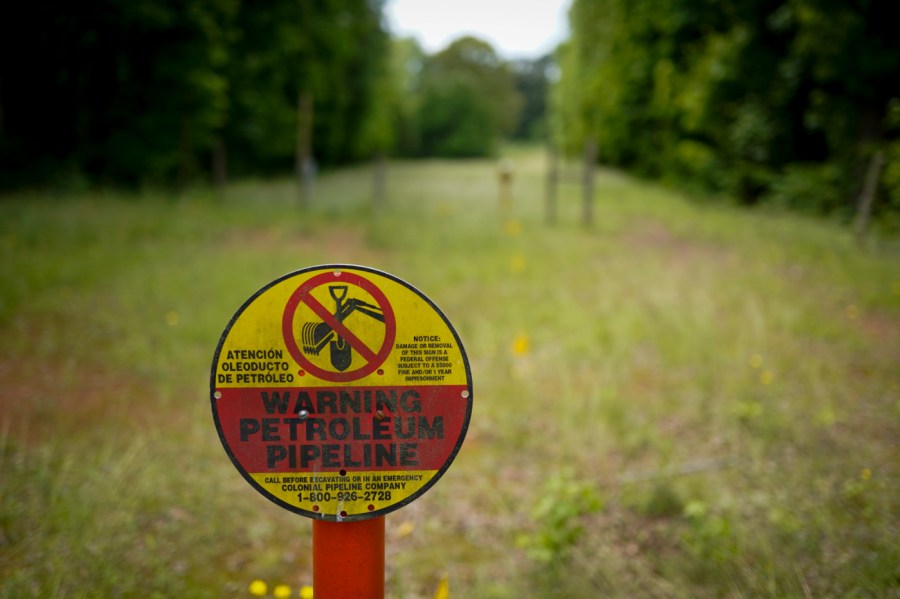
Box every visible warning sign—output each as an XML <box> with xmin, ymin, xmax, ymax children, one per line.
<box><xmin>282</xmin><ymin>270</ymin><xmax>396</xmax><ymax>382</ymax></box>
<box><xmin>211</xmin><ymin>265</ymin><xmax>473</xmax><ymax>522</ymax></box>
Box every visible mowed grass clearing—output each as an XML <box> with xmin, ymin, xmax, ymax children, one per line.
<box><xmin>1</xmin><ymin>147</ymin><xmax>898</xmax><ymax>598</ymax></box>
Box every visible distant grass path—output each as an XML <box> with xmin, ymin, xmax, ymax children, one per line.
<box><xmin>2</xmin><ymin>148</ymin><xmax>898</xmax><ymax>597</ymax></box>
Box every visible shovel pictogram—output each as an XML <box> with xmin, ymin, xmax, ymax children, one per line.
<box><xmin>301</xmin><ymin>285</ymin><xmax>385</xmax><ymax>371</ymax></box>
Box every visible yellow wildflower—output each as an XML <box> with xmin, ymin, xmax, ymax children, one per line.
<box><xmin>434</xmin><ymin>575</ymin><xmax>449</xmax><ymax>599</ymax></box>
<box><xmin>248</xmin><ymin>580</ymin><xmax>267</xmax><ymax>596</ymax></box>
<box><xmin>395</xmin><ymin>520</ymin><xmax>415</xmax><ymax>538</ymax></box>
<box><xmin>512</xmin><ymin>332</ymin><xmax>529</xmax><ymax>356</ymax></box>
<box><xmin>274</xmin><ymin>584</ymin><xmax>291</xmax><ymax>599</ymax></box>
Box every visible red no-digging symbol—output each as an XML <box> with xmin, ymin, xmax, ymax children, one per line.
<box><xmin>282</xmin><ymin>271</ymin><xmax>396</xmax><ymax>382</ymax></box>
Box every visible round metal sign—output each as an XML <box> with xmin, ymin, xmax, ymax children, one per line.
<box><xmin>211</xmin><ymin>265</ymin><xmax>473</xmax><ymax>521</ymax></box>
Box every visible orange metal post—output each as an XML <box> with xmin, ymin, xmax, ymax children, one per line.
<box><xmin>313</xmin><ymin>516</ymin><xmax>385</xmax><ymax>599</ymax></box>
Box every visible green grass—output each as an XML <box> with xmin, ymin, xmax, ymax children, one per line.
<box><xmin>2</xmin><ymin>148</ymin><xmax>898</xmax><ymax>598</ymax></box>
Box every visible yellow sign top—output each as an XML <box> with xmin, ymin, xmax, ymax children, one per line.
<box><xmin>211</xmin><ymin>265</ymin><xmax>473</xmax><ymax>521</ymax></box>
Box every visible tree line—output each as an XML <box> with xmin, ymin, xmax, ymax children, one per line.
<box><xmin>1</xmin><ymin>0</ymin><xmax>388</xmax><ymax>188</ymax></box>
<box><xmin>0</xmin><ymin>1</ymin><xmax>539</xmax><ymax>190</ymax></box>
<box><xmin>11</xmin><ymin>0</ymin><xmax>890</xmax><ymax>223</ymax></box>
<box><xmin>554</xmin><ymin>0</ymin><xmax>900</xmax><ymax>219</ymax></box>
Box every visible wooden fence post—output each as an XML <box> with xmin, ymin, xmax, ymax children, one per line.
<box><xmin>296</xmin><ymin>91</ymin><xmax>314</xmax><ymax>209</ymax></box>
<box><xmin>546</xmin><ymin>146</ymin><xmax>558</xmax><ymax>225</ymax></box>
<box><xmin>854</xmin><ymin>150</ymin><xmax>885</xmax><ymax>241</ymax></box>
<box><xmin>212</xmin><ymin>137</ymin><xmax>227</xmax><ymax>195</ymax></box>
<box><xmin>372</xmin><ymin>153</ymin><xmax>387</xmax><ymax>211</ymax></box>
<box><xmin>498</xmin><ymin>158</ymin><xmax>514</xmax><ymax>213</ymax></box>
<box><xmin>582</xmin><ymin>139</ymin><xmax>597</xmax><ymax>227</ymax></box>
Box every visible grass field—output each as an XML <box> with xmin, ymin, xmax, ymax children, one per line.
<box><xmin>1</xmin><ymin>147</ymin><xmax>898</xmax><ymax>598</ymax></box>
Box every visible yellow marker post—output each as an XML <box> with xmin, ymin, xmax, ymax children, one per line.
<box><xmin>211</xmin><ymin>265</ymin><xmax>473</xmax><ymax>597</ymax></box>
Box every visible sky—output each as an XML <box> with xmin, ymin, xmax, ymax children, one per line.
<box><xmin>384</xmin><ymin>0</ymin><xmax>572</xmax><ymax>60</ymax></box>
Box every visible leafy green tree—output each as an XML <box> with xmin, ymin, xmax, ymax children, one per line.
<box><xmin>554</xmin><ymin>0</ymin><xmax>900</xmax><ymax>215</ymax></box>
<box><xmin>222</xmin><ymin>0</ymin><xmax>389</xmax><ymax>174</ymax></box>
<box><xmin>417</xmin><ymin>36</ymin><xmax>522</xmax><ymax>157</ymax></box>
<box><xmin>0</xmin><ymin>0</ymin><xmax>390</xmax><ymax>188</ymax></box>
<box><xmin>385</xmin><ymin>37</ymin><xmax>427</xmax><ymax>157</ymax></box>
<box><xmin>511</xmin><ymin>55</ymin><xmax>554</xmax><ymax>141</ymax></box>
<box><xmin>1</xmin><ymin>0</ymin><xmax>237</xmax><ymax>187</ymax></box>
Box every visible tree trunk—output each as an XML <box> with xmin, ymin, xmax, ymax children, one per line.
<box><xmin>372</xmin><ymin>153</ymin><xmax>387</xmax><ymax>210</ymax></box>
<box><xmin>582</xmin><ymin>139</ymin><xmax>597</xmax><ymax>228</ymax></box>
<box><xmin>546</xmin><ymin>146</ymin><xmax>558</xmax><ymax>225</ymax></box>
<box><xmin>296</xmin><ymin>91</ymin><xmax>314</xmax><ymax>208</ymax></box>
<box><xmin>854</xmin><ymin>150</ymin><xmax>885</xmax><ymax>241</ymax></box>
<box><xmin>212</xmin><ymin>137</ymin><xmax>227</xmax><ymax>192</ymax></box>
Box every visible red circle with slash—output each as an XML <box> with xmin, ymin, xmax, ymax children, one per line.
<box><xmin>282</xmin><ymin>270</ymin><xmax>396</xmax><ymax>382</ymax></box>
